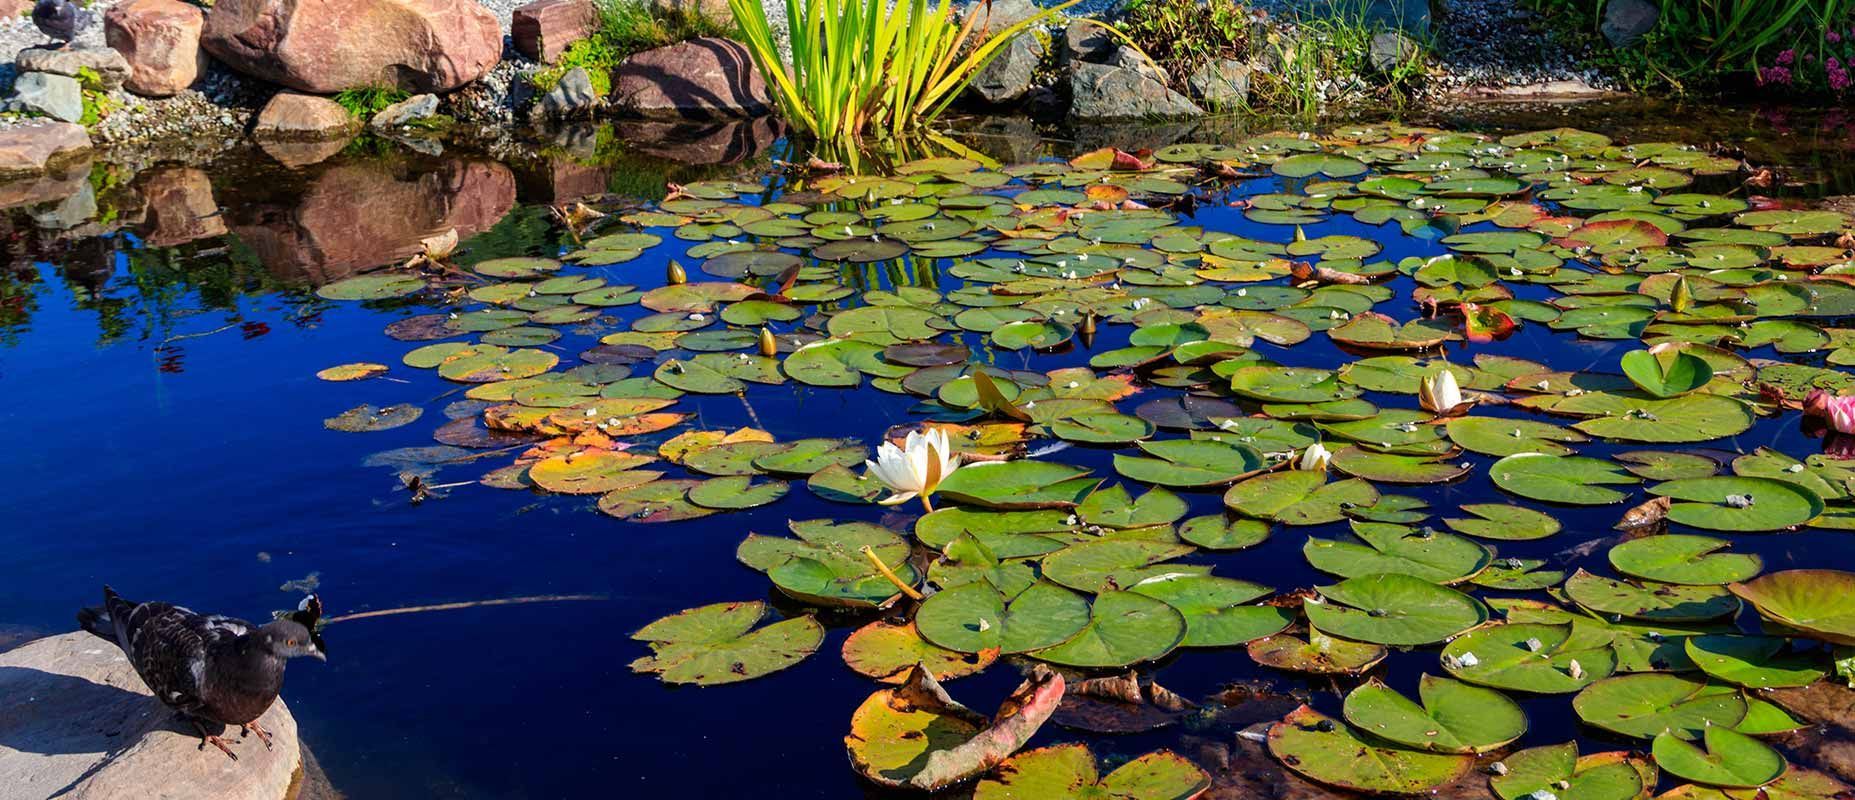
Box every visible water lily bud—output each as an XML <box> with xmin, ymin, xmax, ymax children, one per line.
<box><xmin>1296</xmin><ymin>442</ymin><xmax>1332</xmax><ymax>472</ymax></box>
<box><xmin>758</xmin><ymin>327</ymin><xmax>778</xmax><ymax>357</ymax></box>
<box><xmin>667</xmin><ymin>260</ymin><xmax>687</xmax><ymax>285</ymax></box>
<box><xmin>1669</xmin><ymin>274</ymin><xmax>1692</xmax><ymax>313</ymax></box>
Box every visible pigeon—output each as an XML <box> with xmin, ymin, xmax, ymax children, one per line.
<box><xmin>78</xmin><ymin>587</ymin><xmax>326</xmax><ymax>760</ymax></box>
<box><xmin>31</xmin><ymin>0</ymin><xmax>85</xmax><ymax>47</ymax></box>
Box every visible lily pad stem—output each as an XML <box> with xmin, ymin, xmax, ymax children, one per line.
<box><xmin>860</xmin><ymin>545</ymin><xmax>924</xmax><ymax>601</ymax></box>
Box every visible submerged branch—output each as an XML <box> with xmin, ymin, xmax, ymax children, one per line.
<box><xmin>324</xmin><ymin>593</ymin><xmax>607</xmax><ymax>624</ymax></box>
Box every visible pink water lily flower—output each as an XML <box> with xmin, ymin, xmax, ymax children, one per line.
<box><xmin>1805</xmin><ymin>389</ymin><xmax>1855</xmax><ymax>434</ymax></box>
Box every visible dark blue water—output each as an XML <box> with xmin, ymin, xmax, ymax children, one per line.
<box><xmin>4</xmin><ymin>107</ymin><xmax>1855</xmax><ymax>797</ymax></box>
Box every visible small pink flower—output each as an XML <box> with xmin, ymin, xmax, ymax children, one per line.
<box><xmin>1778</xmin><ymin>49</ymin><xmax>1797</xmax><ymax>65</ymax></box>
<box><xmin>1833</xmin><ymin>30</ymin><xmax>1845</xmax><ymax>44</ymax></box>
<box><xmin>1761</xmin><ymin>65</ymin><xmax>1795</xmax><ymax>85</ymax></box>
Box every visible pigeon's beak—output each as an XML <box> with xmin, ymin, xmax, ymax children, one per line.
<box><xmin>308</xmin><ymin>649</ymin><xmax>327</xmax><ymax>662</ymax></box>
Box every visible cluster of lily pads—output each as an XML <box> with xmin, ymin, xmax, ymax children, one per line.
<box><xmin>311</xmin><ymin>124</ymin><xmax>1855</xmax><ymax>797</ymax></box>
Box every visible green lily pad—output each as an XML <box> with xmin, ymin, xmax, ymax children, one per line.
<box><xmin>1112</xmin><ymin>438</ymin><xmax>1268</xmax><ymax>487</ymax></box>
<box><xmin>1490</xmin><ymin>744</ymin><xmax>1657</xmax><ymax>800</ymax></box>
<box><xmin>1342</xmin><ymin>674</ymin><xmax>1528</xmax><ymax>753</ymax></box>
<box><xmin>1649</xmin><ymin>477</ymin><xmax>1824</xmax><ymax>532</ymax></box>
<box><xmin>1491</xmin><ymin>453</ymin><xmax>1641</xmax><ymax>505</ymax></box>
<box><xmin>1041</xmin><ymin>539</ymin><xmax>1196</xmax><ymax>594</ymax></box>
<box><xmin>1564</xmin><ymin>570</ymin><xmax>1741</xmax><ymax>622</ymax></box>
<box><xmin>1127</xmin><ymin>574</ymin><xmax>1291</xmax><ymax>647</ymax></box>
<box><xmin>916</xmin><ymin>580</ymin><xmax>1092</xmax><ymax>654</ymax></box>
<box><xmin>1304</xmin><ymin>573</ymin><xmax>1489</xmax><ymax>646</ymax></box>
<box><xmin>1684</xmin><ymin>635</ymin><xmax>1827</xmax><ymax>689</ymax></box>
<box><xmin>1267</xmin><ymin>705</ymin><xmax>1474</xmax><ymax>794</ymax></box>
<box><xmin>1303</xmin><ymin>522</ymin><xmax>1491</xmax><ymax>583</ymax></box>
<box><xmin>936</xmin><ymin>460</ymin><xmax>1101</xmax><ymax>510</ymax></box>
<box><xmin>629</xmin><ymin>601</ymin><xmax>822</xmax><ymax>685</ymax></box>
<box><xmin>1651</xmin><ymin>727</ymin><xmax>1786</xmax><ymax>788</ymax></box>
<box><xmin>1728</xmin><ymin>570</ymin><xmax>1855</xmax><ymax>646</ymax></box>
<box><xmin>1028</xmin><ymin>590</ymin><xmax>1187</xmax><ymax>668</ymax></box>
<box><xmin>1572</xmin><ymin>673</ymin><xmax>1746</xmax><ymax>740</ymax></box>
<box><xmin>736</xmin><ymin>519</ymin><xmax>919</xmax><ymax>608</ymax></box>
<box><xmin>1444</xmin><ymin>503</ymin><xmax>1562</xmax><ymax>541</ymax></box>
<box><xmin>972</xmin><ymin>745</ymin><xmax>1211</xmax><ymax>800</ymax></box>
<box><xmin>1442</xmin><ymin>622</ymin><xmax>1618</xmax><ymax>694</ymax></box>
<box><xmin>1609</xmin><ymin>535</ymin><xmax>1762</xmax><ymax>585</ymax></box>
<box><xmin>1224</xmin><ymin>472</ymin><xmax>1379</xmax><ymax>525</ymax></box>
<box><xmin>1248</xmin><ymin>626</ymin><xmax>1387</xmax><ymax>674</ymax></box>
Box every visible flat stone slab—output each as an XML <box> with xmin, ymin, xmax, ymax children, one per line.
<box><xmin>0</xmin><ymin>631</ymin><xmax>302</xmax><ymax>800</ymax></box>
<box><xmin>0</xmin><ymin>121</ymin><xmax>91</xmax><ymax>178</ymax></box>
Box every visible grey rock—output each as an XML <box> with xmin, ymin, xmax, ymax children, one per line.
<box><xmin>960</xmin><ymin>0</ymin><xmax>1043</xmax><ymax>31</ymax></box>
<box><xmin>1106</xmin><ymin>44</ymin><xmax>1168</xmax><ymax>84</ymax></box>
<box><xmin>370</xmin><ymin>93</ymin><xmax>440</xmax><ymax>130</ymax></box>
<box><xmin>968</xmin><ymin>28</ymin><xmax>1044</xmax><ymax>104</ymax></box>
<box><xmin>1601</xmin><ymin>0</ymin><xmax>1658</xmax><ymax>48</ymax></box>
<box><xmin>16</xmin><ymin>44</ymin><xmax>130</xmax><ymax>91</ymax></box>
<box><xmin>9</xmin><ymin>71</ymin><xmax>84</xmax><ymax>123</ymax></box>
<box><xmin>1185</xmin><ymin>58</ymin><xmax>1251</xmax><ymax>109</ymax></box>
<box><xmin>1068</xmin><ymin>60</ymin><xmax>1203</xmax><ymax>120</ymax></box>
<box><xmin>1061</xmin><ymin>18</ymin><xmax>1114</xmax><ymax>66</ymax></box>
<box><xmin>540</xmin><ymin>66</ymin><xmax>599</xmax><ymax>119</ymax></box>
<box><xmin>1367</xmin><ymin>31</ymin><xmax>1417</xmax><ymax>74</ymax></box>
<box><xmin>0</xmin><ymin>631</ymin><xmax>303</xmax><ymax>800</ymax></box>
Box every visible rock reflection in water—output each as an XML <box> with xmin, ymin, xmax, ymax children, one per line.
<box><xmin>222</xmin><ymin>156</ymin><xmax>516</xmax><ymax>285</ymax></box>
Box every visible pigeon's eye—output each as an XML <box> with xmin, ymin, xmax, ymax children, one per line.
<box><xmin>287</xmin><ymin>639</ymin><xmax>298</xmax><ymax>646</ymax></box>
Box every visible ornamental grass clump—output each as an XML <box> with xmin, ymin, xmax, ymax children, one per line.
<box><xmin>729</xmin><ymin>0</ymin><xmax>1077</xmax><ymax>145</ymax></box>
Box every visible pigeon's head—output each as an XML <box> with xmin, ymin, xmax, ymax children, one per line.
<box><xmin>255</xmin><ymin>619</ymin><xmax>327</xmax><ymax>662</ymax></box>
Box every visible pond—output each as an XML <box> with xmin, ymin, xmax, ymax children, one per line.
<box><xmin>6</xmin><ymin>100</ymin><xmax>1855</xmax><ymax>798</ymax></box>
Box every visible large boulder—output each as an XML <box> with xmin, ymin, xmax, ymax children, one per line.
<box><xmin>16</xmin><ymin>45</ymin><xmax>132</xmax><ymax>91</ymax></box>
<box><xmin>0</xmin><ymin>121</ymin><xmax>91</xmax><ymax>178</ymax></box>
<box><xmin>252</xmin><ymin>91</ymin><xmax>357</xmax><ymax>139</ymax></box>
<box><xmin>511</xmin><ymin>0</ymin><xmax>596</xmax><ymax>63</ymax></box>
<box><xmin>0</xmin><ymin>631</ymin><xmax>302</xmax><ymax>800</ymax></box>
<box><xmin>963</xmin><ymin>0</ymin><xmax>1048</xmax><ymax>105</ymax></box>
<box><xmin>1068</xmin><ymin>55</ymin><xmax>1203</xmax><ymax>120</ymax></box>
<box><xmin>104</xmin><ymin>0</ymin><xmax>206</xmax><ymax>97</ymax></box>
<box><xmin>610</xmin><ymin>37</ymin><xmax>772</xmax><ymax>120</ymax></box>
<box><xmin>201</xmin><ymin>0</ymin><xmax>502</xmax><ymax>94</ymax></box>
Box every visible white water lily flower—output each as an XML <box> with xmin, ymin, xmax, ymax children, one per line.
<box><xmin>1419</xmin><ymin>368</ymin><xmax>1463</xmax><ymax>414</ymax></box>
<box><xmin>1297</xmin><ymin>442</ymin><xmax>1332</xmax><ymax>472</ymax></box>
<box><xmin>865</xmin><ymin>428</ymin><xmax>961</xmax><ymax>512</ymax></box>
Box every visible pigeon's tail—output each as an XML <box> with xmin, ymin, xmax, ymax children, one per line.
<box><xmin>77</xmin><ymin>605</ymin><xmax>112</xmax><ymax>642</ymax></box>
<box><xmin>77</xmin><ymin>586</ymin><xmax>127</xmax><ymax>644</ymax></box>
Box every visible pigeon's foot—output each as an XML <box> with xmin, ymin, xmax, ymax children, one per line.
<box><xmin>241</xmin><ymin>721</ymin><xmax>274</xmax><ymax>749</ymax></box>
<box><xmin>191</xmin><ymin>719</ymin><xmax>238</xmax><ymax>761</ymax></box>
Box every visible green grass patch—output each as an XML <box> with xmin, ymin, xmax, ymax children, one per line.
<box><xmin>527</xmin><ymin>0</ymin><xmax>734</xmax><ymax>96</ymax></box>
<box><xmin>332</xmin><ymin>85</ymin><xmax>411</xmax><ymax>119</ymax></box>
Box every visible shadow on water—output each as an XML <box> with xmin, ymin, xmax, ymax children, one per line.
<box><xmin>2</xmin><ymin>100</ymin><xmax>1855</xmax><ymax>797</ymax></box>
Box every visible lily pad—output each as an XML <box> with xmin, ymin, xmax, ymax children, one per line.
<box><xmin>1267</xmin><ymin>705</ymin><xmax>1474</xmax><ymax>794</ymax></box>
<box><xmin>1342</xmin><ymin>674</ymin><xmax>1528</xmax><ymax>753</ymax></box>
<box><xmin>629</xmin><ymin>601</ymin><xmax>822</xmax><ymax>685</ymax></box>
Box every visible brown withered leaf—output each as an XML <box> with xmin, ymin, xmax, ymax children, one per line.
<box><xmin>1289</xmin><ymin>260</ymin><xmax>1371</xmax><ymax>285</ymax></box>
<box><xmin>1053</xmin><ymin>671</ymin><xmax>1197</xmax><ymax>734</ymax></box>
<box><xmin>1615</xmin><ymin>496</ymin><xmax>1671</xmax><ymax>530</ymax></box>
<box><xmin>845</xmin><ymin>664</ymin><xmax>1064</xmax><ymax>791</ymax></box>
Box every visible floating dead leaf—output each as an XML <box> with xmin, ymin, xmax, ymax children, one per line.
<box><xmin>845</xmin><ymin>664</ymin><xmax>1064</xmax><ymax>791</ymax></box>
<box><xmin>1615</xmin><ymin>496</ymin><xmax>1672</xmax><ymax>530</ymax></box>
<box><xmin>1053</xmin><ymin>671</ymin><xmax>1197</xmax><ymax>734</ymax></box>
